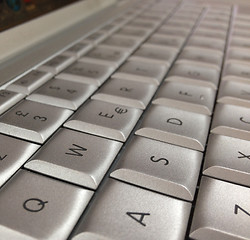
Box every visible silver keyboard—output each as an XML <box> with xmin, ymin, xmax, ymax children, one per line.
<box><xmin>0</xmin><ymin>0</ymin><xmax>250</xmax><ymax>239</ymax></box>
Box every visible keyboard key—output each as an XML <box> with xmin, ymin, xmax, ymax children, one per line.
<box><xmin>0</xmin><ymin>134</ymin><xmax>39</xmax><ymax>187</ymax></box>
<box><xmin>217</xmin><ymin>79</ymin><xmax>250</xmax><ymax>107</ymax></box>
<box><xmin>211</xmin><ymin>103</ymin><xmax>250</xmax><ymax>140</ymax></box>
<box><xmin>25</xmin><ymin>129</ymin><xmax>122</xmax><ymax>189</ymax></box>
<box><xmin>227</xmin><ymin>47</ymin><xmax>250</xmax><ymax>63</ymax></box>
<box><xmin>0</xmin><ymin>100</ymin><xmax>73</xmax><ymax>144</ymax></box>
<box><xmin>203</xmin><ymin>134</ymin><xmax>250</xmax><ymax>186</ymax></box>
<box><xmin>231</xmin><ymin>36</ymin><xmax>250</xmax><ymax>49</ymax></box>
<box><xmin>92</xmin><ymin>78</ymin><xmax>157</xmax><ymax>109</ymax></box>
<box><xmin>84</xmin><ymin>31</ymin><xmax>107</xmax><ymax>45</ymax></box>
<box><xmin>63</xmin><ymin>41</ymin><xmax>92</xmax><ymax>58</ymax></box>
<box><xmin>223</xmin><ymin>61</ymin><xmax>250</xmax><ymax>81</ymax></box>
<box><xmin>187</xmin><ymin>36</ymin><xmax>225</xmax><ymax>52</ymax></box>
<box><xmin>153</xmin><ymin>81</ymin><xmax>216</xmax><ymax>115</ymax></box>
<box><xmin>116</xmin><ymin>26</ymin><xmax>151</xmax><ymax>39</ymax></box>
<box><xmin>136</xmin><ymin>105</ymin><xmax>210</xmax><ymax>151</ymax></box>
<box><xmin>167</xmin><ymin>62</ymin><xmax>220</xmax><ymax>89</ymax></box>
<box><xmin>27</xmin><ymin>78</ymin><xmax>97</xmax><ymax>110</ymax></box>
<box><xmin>7</xmin><ymin>70</ymin><xmax>53</xmax><ymax>95</ymax></box>
<box><xmin>57</xmin><ymin>61</ymin><xmax>115</xmax><ymax>86</ymax></box>
<box><xmin>111</xmin><ymin>136</ymin><xmax>202</xmax><ymax>201</ymax></box>
<box><xmin>0</xmin><ymin>170</ymin><xmax>93</xmax><ymax>240</ymax></box>
<box><xmin>101</xmin><ymin>35</ymin><xmax>141</xmax><ymax>52</ymax></box>
<box><xmin>72</xmin><ymin>179</ymin><xmax>191</xmax><ymax>240</ymax></box>
<box><xmin>0</xmin><ymin>90</ymin><xmax>24</xmax><ymax>115</ymax></box>
<box><xmin>113</xmin><ymin>60</ymin><xmax>167</xmax><ymax>85</ymax></box>
<box><xmin>190</xmin><ymin>176</ymin><xmax>250</xmax><ymax>240</ymax></box>
<box><xmin>38</xmin><ymin>54</ymin><xmax>75</xmax><ymax>74</ymax></box>
<box><xmin>157</xmin><ymin>26</ymin><xmax>190</xmax><ymax>37</ymax></box>
<box><xmin>130</xmin><ymin>45</ymin><xmax>178</xmax><ymax>66</ymax></box>
<box><xmin>146</xmin><ymin>34</ymin><xmax>185</xmax><ymax>49</ymax></box>
<box><xmin>80</xmin><ymin>46</ymin><xmax>129</xmax><ymax>67</ymax></box>
<box><xmin>178</xmin><ymin>47</ymin><xmax>223</xmax><ymax>67</ymax></box>
<box><xmin>64</xmin><ymin>100</ymin><xmax>142</xmax><ymax>142</ymax></box>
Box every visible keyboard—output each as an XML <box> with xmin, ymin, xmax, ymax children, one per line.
<box><xmin>0</xmin><ymin>0</ymin><xmax>250</xmax><ymax>239</ymax></box>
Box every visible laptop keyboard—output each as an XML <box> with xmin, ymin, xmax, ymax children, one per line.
<box><xmin>0</xmin><ymin>0</ymin><xmax>250</xmax><ymax>239</ymax></box>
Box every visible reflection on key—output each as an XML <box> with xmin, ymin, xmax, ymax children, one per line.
<box><xmin>57</xmin><ymin>61</ymin><xmax>115</xmax><ymax>86</ymax></box>
<box><xmin>0</xmin><ymin>90</ymin><xmax>24</xmax><ymax>115</ymax></box>
<box><xmin>0</xmin><ymin>134</ymin><xmax>39</xmax><ymax>187</ymax></box>
<box><xmin>211</xmin><ymin>103</ymin><xmax>250</xmax><ymax>140</ymax></box>
<box><xmin>190</xmin><ymin>176</ymin><xmax>250</xmax><ymax>240</ymax></box>
<box><xmin>92</xmin><ymin>78</ymin><xmax>157</xmax><ymax>109</ymax></box>
<box><xmin>64</xmin><ymin>100</ymin><xmax>142</xmax><ymax>142</ymax></box>
<box><xmin>111</xmin><ymin>136</ymin><xmax>202</xmax><ymax>201</ymax></box>
<box><xmin>72</xmin><ymin>179</ymin><xmax>191</xmax><ymax>240</ymax></box>
<box><xmin>27</xmin><ymin>78</ymin><xmax>97</xmax><ymax>110</ymax></box>
<box><xmin>25</xmin><ymin>129</ymin><xmax>122</xmax><ymax>189</ymax></box>
<box><xmin>113</xmin><ymin>60</ymin><xmax>167</xmax><ymax>85</ymax></box>
<box><xmin>136</xmin><ymin>105</ymin><xmax>210</xmax><ymax>151</ymax></box>
<box><xmin>7</xmin><ymin>70</ymin><xmax>53</xmax><ymax>95</ymax></box>
<box><xmin>0</xmin><ymin>170</ymin><xmax>93</xmax><ymax>240</ymax></box>
<box><xmin>153</xmin><ymin>81</ymin><xmax>216</xmax><ymax>115</ymax></box>
<box><xmin>203</xmin><ymin>134</ymin><xmax>250</xmax><ymax>187</ymax></box>
<box><xmin>0</xmin><ymin>100</ymin><xmax>73</xmax><ymax>144</ymax></box>
<box><xmin>167</xmin><ymin>62</ymin><xmax>220</xmax><ymax>89</ymax></box>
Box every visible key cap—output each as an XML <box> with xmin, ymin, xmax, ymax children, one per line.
<box><xmin>57</xmin><ymin>61</ymin><xmax>115</xmax><ymax>86</ymax></box>
<box><xmin>0</xmin><ymin>100</ymin><xmax>73</xmax><ymax>144</ymax></box>
<box><xmin>116</xmin><ymin>26</ymin><xmax>151</xmax><ymax>39</ymax></box>
<box><xmin>63</xmin><ymin>41</ymin><xmax>92</xmax><ymax>58</ymax></box>
<box><xmin>0</xmin><ymin>134</ymin><xmax>39</xmax><ymax>187</ymax></box>
<box><xmin>25</xmin><ymin>128</ymin><xmax>122</xmax><ymax>189</ymax></box>
<box><xmin>217</xmin><ymin>80</ymin><xmax>250</xmax><ymax>108</ymax></box>
<box><xmin>113</xmin><ymin>60</ymin><xmax>167</xmax><ymax>85</ymax></box>
<box><xmin>99</xmin><ymin>24</ymin><xmax>119</xmax><ymax>35</ymax></box>
<box><xmin>72</xmin><ymin>179</ymin><xmax>191</xmax><ymax>240</ymax></box>
<box><xmin>92</xmin><ymin>78</ymin><xmax>157</xmax><ymax>109</ymax></box>
<box><xmin>0</xmin><ymin>90</ymin><xmax>24</xmax><ymax>115</ymax></box>
<box><xmin>130</xmin><ymin>45</ymin><xmax>178</xmax><ymax>66</ymax></box>
<box><xmin>153</xmin><ymin>81</ymin><xmax>216</xmax><ymax>115</ymax></box>
<box><xmin>101</xmin><ymin>35</ymin><xmax>141</xmax><ymax>52</ymax></box>
<box><xmin>203</xmin><ymin>134</ymin><xmax>250</xmax><ymax>187</ymax></box>
<box><xmin>111</xmin><ymin>136</ymin><xmax>202</xmax><ymax>201</ymax></box>
<box><xmin>167</xmin><ymin>62</ymin><xmax>220</xmax><ymax>89</ymax></box>
<box><xmin>156</xmin><ymin>26</ymin><xmax>190</xmax><ymax>37</ymax></box>
<box><xmin>194</xmin><ymin>27</ymin><xmax>227</xmax><ymax>39</ymax></box>
<box><xmin>80</xmin><ymin>46</ymin><xmax>129</xmax><ymax>67</ymax></box>
<box><xmin>84</xmin><ymin>31</ymin><xmax>107</xmax><ymax>45</ymax></box>
<box><xmin>38</xmin><ymin>54</ymin><xmax>75</xmax><ymax>74</ymax></box>
<box><xmin>0</xmin><ymin>170</ymin><xmax>93</xmax><ymax>240</ymax></box>
<box><xmin>211</xmin><ymin>103</ymin><xmax>250</xmax><ymax>141</ymax></box>
<box><xmin>27</xmin><ymin>78</ymin><xmax>97</xmax><ymax>110</ymax></box>
<box><xmin>136</xmin><ymin>105</ymin><xmax>210</xmax><ymax>151</ymax></box>
<box><xmin>223</xmin><ymin>61</ymin><xmax>250</xmax><ymax>82</ymax></box>
<box><xmin>227</xmin><ymin>47</ymin><xmax>250</xmax><ymax>63</ymax></box>
<box><xmin>231</xmin><ymin>36</ymin><xmax>250</xmax><ymax>49</ymax></box>
<box><xmin>187</xmin><ymin>36</ymin><xmax>225</xmax><ymax>52</ymax></box>
<box><xmin>190</xmin><ymin>176</ymin><xmax>250</xmax><ymax>240</ymax></box>
<box><xmin>178</xmin><ymin>47</ymin><xmax>223</xmax><ymax>67</ymax></box>
<box><xmin>127</xmin><ymin>19</ymin><xmax>158</xmax><ymax>30</ymax></box>
<box><xmin>64</xmin><ymin>100</ymin><xmax>142</xmax><ymax>142</ymax></box>
<box><xmin>146</xmin><ymin>34</ymin><xmax>185</xmax><ymax>49</ymax></box>
<box><xmin>6</xmin><ymin>70</ymin><xmax>53</xmax><ymax>95</ymax></box>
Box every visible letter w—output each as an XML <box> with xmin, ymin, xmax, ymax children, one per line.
<box><xmin>65</xmin><ymin>144</ymin><xmax>87</xmax><ymax>156</ymax></box>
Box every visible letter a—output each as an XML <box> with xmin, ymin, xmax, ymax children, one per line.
<box><xmin>126</xmin><ymin>212</ymin><xmax>150</xmax><ymax>227</ymax></box>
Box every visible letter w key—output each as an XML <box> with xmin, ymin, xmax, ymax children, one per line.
<box><xmin>65</xmin><ymin>144</ymin><xmax>87</xmax><ymax>156</ymax></box>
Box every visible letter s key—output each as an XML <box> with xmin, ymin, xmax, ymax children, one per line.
<box><xmin>150</xmin><ymin>156</ymin><xmax>169</xmax><ymax>165</ymax></box>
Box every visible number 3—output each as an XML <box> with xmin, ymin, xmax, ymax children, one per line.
<box><xmin>33</xmin><ymin>116</ymin><xmax>47</xmax><ymax>121</ymax></box>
